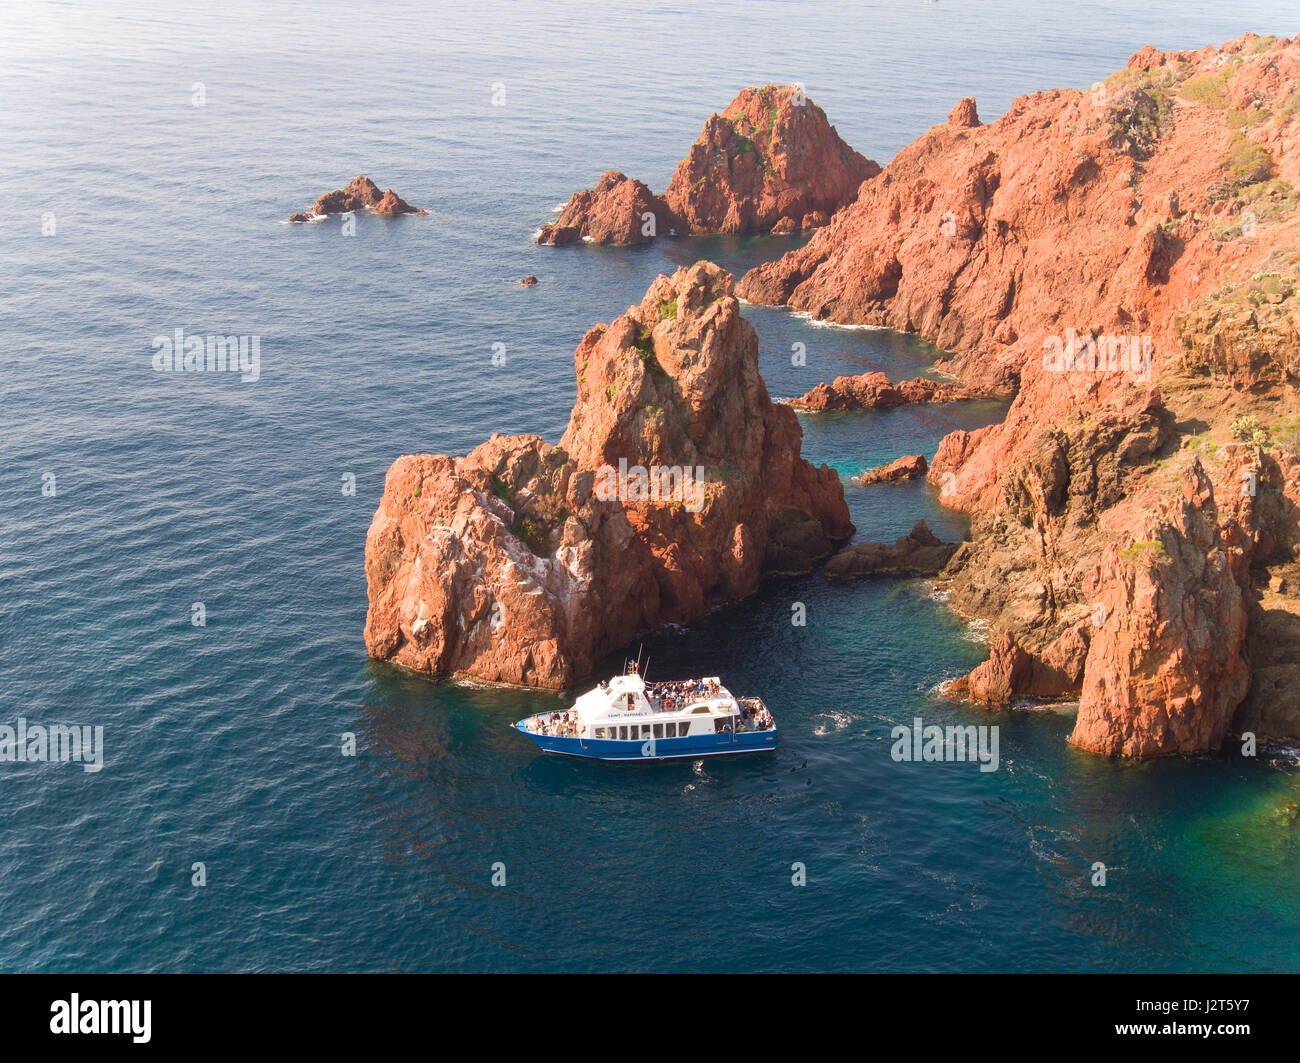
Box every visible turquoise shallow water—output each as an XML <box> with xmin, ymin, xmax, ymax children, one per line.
<box><xmin>2</xmin><ymin>0</ymin><xmax>1299</xmax><ymax>972</ymax></box>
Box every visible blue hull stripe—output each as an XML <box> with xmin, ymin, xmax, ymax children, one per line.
<box><xmin>515</xmin><ymin>725</ymin><xmax>776</xmax><ymax>760</ymax></box>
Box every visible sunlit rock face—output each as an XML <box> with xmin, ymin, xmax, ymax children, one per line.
<box><xmin>363</xmin><ymin>261</ymin><xmax>852</xmax><ymax>688</ymax></box>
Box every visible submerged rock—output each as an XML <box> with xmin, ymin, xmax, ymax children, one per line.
<box><xmin>363</xmin><ymin>261</ymin><xmax>853</xmax><ymax>688</ymax></box>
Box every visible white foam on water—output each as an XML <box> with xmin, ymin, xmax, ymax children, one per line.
<box><xmin>792</xmin><ymin>310</ymin><xmax>888</xmax><ymax>331</ymax></box>
<box><xmin>812</xmin><ymin>710</ymin><xmax>852</xmax><ymax>736</ymax></box>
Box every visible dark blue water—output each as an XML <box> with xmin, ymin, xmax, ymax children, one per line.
<box><xmin>2</xmin><ymin>1</ymin><xmax>1298</xmax><ymax>972</ymax></box>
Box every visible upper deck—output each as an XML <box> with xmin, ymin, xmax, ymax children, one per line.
<box><xmin>576</xmin><ymin>673</ymin><xmax>737</xmax><ymax>723</ymax></box>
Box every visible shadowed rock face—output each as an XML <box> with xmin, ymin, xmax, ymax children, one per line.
<box><xmin>735</xmin><ymin>33</ymin><xmax>1300</xmax><ymax>755</ymax></box>
<box><xmin>537</xmin><ymin>86</ymin><xmax>878</xmax><ymax>245</ymax></box>
<box><xmin>363</xmin><ymin>261</ymin><xmax>853</xmax><ymax>688</ymax></box>
<box><xmin>824</xmin><ymin>521</ymin><xmax>958</xmax><ymax>583</ymax></box>
<box><xmin>287</xmin><ymin>175</ymin><xmax>425</xmax><ymax>221</ymax></box>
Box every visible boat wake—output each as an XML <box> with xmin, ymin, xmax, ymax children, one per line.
<box><xmin>812</xmin><ymin>710</ymin><xmax>852</xmax><ymax>736</ymax></box>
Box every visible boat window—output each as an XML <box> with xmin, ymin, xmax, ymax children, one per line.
<box><xmin>626</xmin><ymin>693</ymin><xmax>635</xmax><ymax>710</ymax></box>
<box><xmin>654</xmin><ymin>724</ymin><xmax>664</xmax><ymax>738</ymax></box>
<box><xmin>616</xmin><ymin>726</ymin><xmax>625</xmax><ymax>741</ymax></box>
<box><xmin>664</xmin><ymin>722</ymin><xmax>675</xmax><ymax>738</ymax></box>
<box><xmin>692</xmin><ymin>705</ymin><xmax>711</xmax><ymax>714</ymax></box>
<box><xmin>594</xmin><ymin>728</ymin><xmax>604</xmax><ymax>739</ymax></box>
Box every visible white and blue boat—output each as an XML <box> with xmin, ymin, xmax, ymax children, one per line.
<box><xmin>514</xmin><ymin>666</ymin><xmax>776</xmax><ymax>761</ymax></box>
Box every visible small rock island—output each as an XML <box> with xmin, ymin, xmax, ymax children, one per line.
<box><xmin>287</xmin><ymin>175</ymin><xmax>426</xmax><ymax>222</ymax></box>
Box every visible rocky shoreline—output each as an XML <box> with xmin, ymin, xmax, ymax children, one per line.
<box><xmin>739</xmin><ymin>33</ymin><xmax>1300</xmax><ymax>755</ymax></box>
<box><xmin>365</xmin><ymin>33</ymin><xmax>1300</xmax><ymax>758</ymax></box>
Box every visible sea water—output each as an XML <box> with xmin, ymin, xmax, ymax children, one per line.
<box><xmin>1</xmin><ymin>0</ymin><xmax>1296</xmax><ymax>971</ymax></box>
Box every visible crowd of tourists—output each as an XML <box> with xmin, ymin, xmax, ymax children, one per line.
<box><xmin>646</xmin><ymin>678</ymin><xmax>720</xmax><ymax>710</ymax></box>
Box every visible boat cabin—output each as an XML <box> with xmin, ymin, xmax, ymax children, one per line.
<box><xmin>522</xmin><ymin>673</ymin><xmax>772</xmax><ymax>741</ymax></box>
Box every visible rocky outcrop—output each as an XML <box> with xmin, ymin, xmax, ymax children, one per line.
<box><xmin>288</xmin><ymin>175</ymin><xmax>425</xmax><ymax>221</ymax></box>
<box><xmin>788</xmin><ymin>371</ymin><xmax>984</xmax><ymax>411</ymax></box>
<box><xmin>947</xmin><ymin>627</ymin><xmax>1092</xmax><ymax>705</ymax></box>
<box><xmin>738</xmin><ymin>33</ymin><xmax>1300</xmax><ymax>755</ymax></box>
<box><xmin>663</xmin><ymin>85</ymin><xmax>880</xmax><ymax>236</ymax></box>
<box><xmin>858</xmin><ymin>454</ymin><xmax>927</xmax><ymax>485</ymax></box>
<box><xmin>537</xmin><ymin>171</ymin><xmax>669</xmax><ymax>246</ymax></box>
<box><xmin>1204</xmin><ymin>446</ymin><xmax>1300</xmax><ymax>744</ymax></box>
<box><xmin>538</xmin><ymin>86</ymin><xmax>877</xmax><ymax>245</ymax></box>
<box><xmin>824</xmin><ymin>521</ymin><xmax>958</xmax><ymax>583</ymax></box>
<box><xmin>738</xmin><ymin>34</ymin><xmax>1300</xmax><ymax>488</ymax></box>
<box><xmin>364</xmin><ymin>261</ymin><xmax>852</xmax><ymax>687</ymax></box>
<box><xmin>1069</xmin><ymin>459</ymin><xmax>1251</xmax><ymax>756</ymax></box>
<box><xmin>947</xmin><ymin>97</ymin><xmax>981</xmax><ymax>128</ymax></box>
<box><xmin>947</xmin><ymin>633</ymin><xmax>1031</xmax><ymax>705</ymax></box>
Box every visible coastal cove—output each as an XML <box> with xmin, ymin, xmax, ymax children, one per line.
<box><xmin>2</xmin><ymin>0</ymin><xmax>1299</xmax><ymax>973</ymax></box>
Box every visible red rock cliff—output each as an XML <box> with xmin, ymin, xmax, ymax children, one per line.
<box><xmin>363</xmin><ymin>261</ymin><xmax>852</xmax><ymax>687</ymax></box>
<box><xmin>739</xmin><ymin>34</ymin><xmax>1300</xmax><ymax>754</ymax></box>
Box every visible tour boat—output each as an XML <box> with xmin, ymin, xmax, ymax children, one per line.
<box><xmin>513</xmin><ymin>665</ymin><xmax>776</xmax><ymax>761</ymax></box>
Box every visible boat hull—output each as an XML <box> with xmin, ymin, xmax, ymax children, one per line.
<box><xmin>515</xmin><ymin>724</ymin><xmax>776</xmax><ymax>761</ymax></box>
